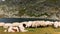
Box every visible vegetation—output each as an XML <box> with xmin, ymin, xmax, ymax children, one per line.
<box><xmin>0</xmin><ymin>0</ymin><xmax>60</xmax><ymax>18</ymax></box>
<box><xmin>0</xmin><ymin>26</ymin><xmax>60</xmax><ymax>34</ymax></box>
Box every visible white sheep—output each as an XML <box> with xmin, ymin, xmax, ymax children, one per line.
<box><xmin>58</xmin><ymin>22</ymin><xmax>60</xmax><ymax>27</ymax></box>
<box><xmin>29</xmin><ymin>21</ymin><xmax>47</xmax><ymax>28</ymax></box>
<box><xmin>38</xmin><ymin>21</ymin><xmax>47</xmax><ymax>27</ymax></box>
<box><xmin>25</xmin><ymin>21</ymin><xmax>33</xmax><ymax>28</ymax></box>
<box><xmin>18</xmin><ymin>23</ymin><xmax>28</xmax><ymax>32</ymax></box>
<box><xmin>55</xmin><ymin>21</ymin><xmax>60</xmax><ymax>28</ymax></box>
<box><xmin>45</xmin><ymin>21</ymin><xmax>53</xmax><ymax>26</ymax></box>
<box><xmin>3</xmin><ymin>23</ymin><xmax>12</xmax><ymax>28</ymax></box>
<box><xmin>53</xmin><ymin>21</ymin><xmax>59</xmax><ymax>28</ymax></box>
<box><xmin>21</xmin><ymin>21</ymin><xmax>30</xmax><ymax>27</ymax></box>
<box><xmin>0</xmin><ymin>22</ymin><xmax>5</xmax><ymax>26</ymax></box>
<box><xmin>31</xmin><ymin>21</ymin><xmax>41</xmax><ymax>28</ymax></box>
<box><xmin>22</xmin><ymin>21</ymin><xmax>41</xmax><ymax>28</ymax></box>
<box><xmin>7</xmin><ymin>26</ymin><xmax>19</xmax><ymax>32</ymax></box>
<box><xmin>37</xmin><ymin>21</ymin><xmax>53</xmax><ymax>27</ymax></box>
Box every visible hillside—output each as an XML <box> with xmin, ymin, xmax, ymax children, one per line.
<box><xmin>0</xmin><ymin>0</ymin><xmax>60</xmax><ymax>20</ymax></box>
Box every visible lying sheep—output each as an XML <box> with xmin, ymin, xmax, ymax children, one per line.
<box><xmin>4</xmin><ymin>26</ymin><xmax>19</xmax><ymax>32</ymax></box>
<box><xmin>4</xmin><ymin>23</ymin><xmax>28</xmax><ymax>32</ymax></box>
<box><xmin>3</xmin><ymin>23</ymin><xmax>12</xmax><ymax>28</ymax></box>
<box><xmin>0</xmin><ymin>22</ymin><xmax>5</xmax><ymax>26</ymax></box>
<box><xmin>18</xmin><ymin>23</ymin><xmax>28</xmax><ymax>32</ymax></box>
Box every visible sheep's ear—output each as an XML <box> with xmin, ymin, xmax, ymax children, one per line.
<box><xmin>23</xmin><ymin>24</ymin><xmax>26</xmax><ymax>27</ymax></box>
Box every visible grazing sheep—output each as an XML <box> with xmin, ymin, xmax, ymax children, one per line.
<box><xmin>28</xmin><ymin>21</ymin><xmax>48</xmax><ymax>28</ymax></box>
<box><xmin>3</xmin><ymin>23</ymin><xmax>12</xmax><ymax>28</ymax></box>
<box><xmin>54</xmin><ymin>21</ymin><xmax>60</xmax><ymax>28</ymax></box>
<box><xmin>31</xmin><ymin>21</ymin><xmax>41</xmax><ymax>28</ymax></box>
<box><xmin>12</xmin><ymin>22</ymin><xmax>20</xmax><ymax>26</ymax></box>
<box><xmin>58</xmin><ymin>22</ymin><xmax>60</xmax><ymax>27</ymax></box>
<box><xmin>0</xmin><ymin>22</ymin><xmax>5</xmax><ymax>26</ymax></box>
<box><xmin>38</xmin><ymin>21</ymin><xmax>47</xmax><ymax>27</ymax></box>
<box><xmin>45</xmin><ymin>21</ymin><xmax>53</xmax><ymax>26</ymax></box>
<box><xmin>25</xmin><ymin>21</ymin><xmax>33</xmax><ymax>28</ymax></box>
<box><xmin>38</xmin><ymin>21</ymin><xmax>53</xmax><ymax>27</ymax></box>
<box><xmin>53</xmin><ymin>21</ymin><xmax>59</xmax><ymax>28</ymax></box>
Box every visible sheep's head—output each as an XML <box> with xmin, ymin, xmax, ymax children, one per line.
<box><xmin>23</xmin><ymin>24</ymin><xmax>26</xmax><ymax>27</ymax></box>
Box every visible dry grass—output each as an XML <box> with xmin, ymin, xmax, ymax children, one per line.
<box><xmin>0</xmin><ymin>26</ymin><xmax>60</xmax><ymax>34</ymax></box>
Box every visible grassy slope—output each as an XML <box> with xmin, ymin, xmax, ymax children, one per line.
<box><xmin>0</xmin><ymin>26</ymin><xmax>60</xmax><ymax>34</ymax></box>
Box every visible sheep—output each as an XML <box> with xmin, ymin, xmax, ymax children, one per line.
<box><xmin>18</xmin><ymin>23</ymin><xmax>28</xmax><ymax>32</ymax></box>
<box><xmin>11</xmin><ymin>21</ymin><xmax>53</xmax><ymax>28</ymax></box>
<box><xmin>3</xmin><ymin>23</ymin><xmax>12</xmax><ymax>28</ymax></box>
<box><xmin>53</xmin><ymin>21</ymin><xmax>60</xmax><ymax>28</ymax></box>
<box><xmin>31</xmin><ymin>21</ymin><xmax>50</xmax><ymax>27</ymax></box>
<box><xmin>37</xmin><ymin>21</ymin><xmax>53</xmax><ymax>27</ymax></box>
<box><xmin>21</xmin><ymin>21</ymin><xmax>31</xmax><ymax>27</ymax></box>
<box><xmin>38</xmin><ymin>21</ymin><xmax>47</xmax><ymax>27</ymax></box>
<box><xmin>4</xmin><ymin>22</ymin><xmax>28</xmax><ymax>32</ymax></box>
<box><xmin>4</xmin><ymin>23</ymin><xmax>28</xmax><ymax>32</ymax></box>
<box><xmin>12</xmin><ymin>22</ymin><xmax>20</xmax><ymax>26</ymax></box>
<box><xmin>25</xmin><ymin>21</ymin><xmax>33</xmax><ymax>28</ymax></box>
<box><xmin>12</xmin><ymin>26</ymin><xmax>19</xmax><ymax>32</ymax></box>
<box><xmin>58</xmin><ymin>22</ymin><xmax>60</xmax><ymax>27</ymax></box>
<box><xmin>7</xmin><ymin>26</ymin><xmax>19</xmax><ymax>32</ymax></box>
<box><xmin>22</xmin><ymin>21</ymin><xmax>42</xmax><ymax>28</ymax></box>
<box><xmin>45</xmin><ymin>21</ymin><xmax>53</xmax><ymax>26</ymax></box>
<box><xmin>0</xmin><ymin>22</ymin><xmax>5</xmax><ymax>26</ymax></box>
<box><xmin>31</xmin><ymin>21</ymin><xmax>41</xmax><ymax>28</ymax></box>
<box><xmin>53</xmin><ymin>21</ymin><xmax>59</xmax><ymax>28</ymax></box>
<box><xmin>27</xmin><ymin>21</ymin><xmax>47</xmax><ymax>28</ymax></box>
